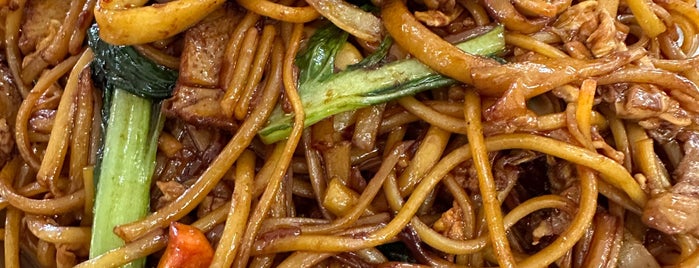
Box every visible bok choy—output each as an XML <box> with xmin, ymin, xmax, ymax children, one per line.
<box><xmin>87</xmin><ymin>25</ymin><xmax>178</xmax><ymax>267</ymax></box>
<box><xmin>258</xmin><ymin>24</ymin><xmax>505</xmax><ymax>143</ymax></box>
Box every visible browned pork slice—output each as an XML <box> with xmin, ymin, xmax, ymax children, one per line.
<box><xmin>164</xmin><ymin>6</ymin><xmax>239</xmax><ymax>132</ymax></box>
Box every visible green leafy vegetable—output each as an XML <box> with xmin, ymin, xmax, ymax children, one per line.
<box><xmin>258</xmin><ymin>24</ymin><xmax>505</xmax><ymax>143</ymax></box>
<box><xmin>87</xmin><ymin>25</ymin><xmax>177</xmax><ymax>267</ymax></box>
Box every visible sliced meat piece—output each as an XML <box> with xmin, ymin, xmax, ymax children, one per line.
<box><xmin>164</xmin><ymin>85</ymin><xmax>237</xmax><ymax>132</ymax></box>
<box><xmin>19</xmin><ymin>0</ymin><xmax>71</xmax><ymax>54</ymax></box>
<box><xmin>644</xmin><ymin>132</ymin><xmax>699</xmax><ymax>235</ymax></box>
<box><xmin>585</xmin><ymin>8</ymin><xmax>626</xmax><ymax>58</ymax></box>
<box><xmin>165</xmin><ymin>6</ymin><xmax>241</xmax><ymax>131</ymax></box>
<box><xmin>178</xmin><ymin>7</ymin><xmax>238</xmax><ymax>88</ymax></box>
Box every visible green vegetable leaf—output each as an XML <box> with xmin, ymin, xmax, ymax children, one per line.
<box><xmin>88</xmin><ymin>25</ymin><xmax>178</xmax><ymax>100</ymax></box>
<box><xmin>296</xmin><ymin>24</ymin><xmax>349</xmax><ymax>85</ymax></box>
<box><xmin>258</xmin><ymin>24</ymin><xmax>506</xmax><ymax>144</ymax></box>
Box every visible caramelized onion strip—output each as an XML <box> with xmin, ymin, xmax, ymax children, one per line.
<box><xmin>235</xmin><ymin>0</ymin><xmax>319</xmax><ymax>23</ymax></box>
<box><xmin>306</xmin><ymin>0</ymin><xmax>383</xmax><ymax>42</ymax></box>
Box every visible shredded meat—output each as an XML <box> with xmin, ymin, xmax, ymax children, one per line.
<box><xmin>601</xmin><ymin>83</ymin><xmax>693</xmax><ymax>143</ymax></box>
<box><xmin>0</xmin><ymin>119</ymin><xmax>12</xmax><ymax>166</ymax></box>
<box><xmin>414</xmin><ymin>7</ymin><xmax>463</xmax><ymax>27</ymax></box>
<box><xmin>165</xmin><ymin>85</ymin><xmax>237</xmax><ymax>131</ymax></box>
<box><xmin>18</xmin><ymin>0</ymin><xmax>71</xmax><ymax>54</ymax></box>
<box><xmin>0</xmin><ymin>60</ymin><xmax>20</xmax><ymax>166</ymax></box>
<box><xmin>413</xmin><ymin>0</ymin><xmax>463</xmax><ymax>27</ymax></box>
<box><xmin>152</xmin><ymin>121</ymin><xmax>229</xmax><ymax>210</ymax></box>
<box><xmin>644</xmin><ymin>131</ymin><xmax>699</xmax><ymax>235</ymax></box>
<box><xmin>550</xmin><ymin>1</ymin><xmax>598</xmax><ymax>44</ymax></box>
<box><xmin>164</xmin><ymin>6</ymin><xmax>239</xmax><ymax>132</ymax></box>
<box><xmin>608</xmin><ymin>84</ymin><xmax>691</xmax><ymax>125</ymax></box>
<box><xmin>585</xmin><ymin>9</ymin><xmax>626</xmax><ymax>58</ymax></box>
<box><xmin>432</xmin><ymin>201</ymin><xmax>466</xmax><ymax>240</ymax></box>
<box><xmin>155</xmin><ymin>180</ymin><xmax>186</xmax><ymax>209</ymax></box>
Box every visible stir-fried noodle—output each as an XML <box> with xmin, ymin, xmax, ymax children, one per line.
<box><xmin>1</xmin><ymin>0</ymin><xmax>699</xmax><ymax>267</ymax></box>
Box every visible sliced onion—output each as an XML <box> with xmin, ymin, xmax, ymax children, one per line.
<box><xmin>95</xmin><ymin>0</ymin><xmax>226</xmax><ymax>45</ymax></box>
<box><xmin>306</xmin><ymin>0</ymin><xmax>384</xmax><ymax>42</ymax></box>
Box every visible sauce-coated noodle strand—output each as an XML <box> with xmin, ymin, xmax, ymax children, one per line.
<box><xmin>234</xmin><ymin>24</ymin><xmax>306</xmax><ymax>267</ymax></box>
<box><xmin>4</xmin><ymin>0</ymin><xmax>29</xmax><ymax>97</ymax></box>
<box><xmin>505</xmin><ymin>32</ymin><xmax>569</xmax><ymax>58</ymax></box>
<box><xmin>221</xmin><ymin>27</ymin><xmax>259</xmax><ymax>118</ymax></box>
<box><xmin>278</xmin><ymin>252</ymin><xmax>336</xmax><ymax>268</ymax></box>
<box><xmin>25</xmin><ymin>215</ymin><xmax>91</xmax><ymax>246</ymax></box>
<box><xmin>68</xmin><ymin>0</ymin><xmax>97</xmax><ymax>55</ymax></box>
<box><xmin>69</xmin><ymin>69</ymin><xmax>95</xmax><ymax>194</ymax></box>
<box><xmin>235</xmin><ymin>25</ymin><xmax>277</xmax><ymax>120</ymax></box>
<box><xmin>40</xmin><ymin>0</ymin><xmax>87</xmax><ymax>65</ymax></box>
<box><xmin>458</xmin><ymin>0</ymin><xmax>491</xmax><ymax>26</ymax></box>
<box><xmin>301</xmin><ymin>142</ymin><xmax>412</xmax><ymax>234</ymax></box>
<box><xmin>464</xmin><ymin>89</ymin><xmax>515</xmax><ymax>267</ymax></box>
<box><xmin>442</xmin><ymin>175</ymin><xmax>476</xmax><ymax>239</ymax></box>
<box><xmin>302</xmin><ymin>129</ymin><xmax>334</xmax><ymax>219</ymax></box>
<box><xmin>397</xmin><ymin>96</ymin><xmax>467</xmax><ymax>134</ymax></box>
<box><xmin>382</xmin><ymin>171</ymin><xmax>486</xmax><ymax>255</ymax></box>
<box><xmin>220</xmin><ymin>11</ymin><xmax>261</xmax><ymax>90</ymax></box>
<box><xmin>398</xmin><ymin>126</ymin><xmax>450</xmax><ymax>196</ymax></box>
<box><xmin>82</xmin><ymin>166</ymin><xmax>95</xmax><ymax>225</ymax></box>
<box><xmin>15</xmin><ymin>55</ymin><xmax>81</xmax><ymax>170</ymax></box>
<box><xmin>300</xmin><ymin>142</ymin><xmax>409</xmax><ymax>234</ymax></box>
<box><xmin>384</xmin><ymin>171</ymin><xmax>577</xmax><ymax>255</ymax></box>
<box><xmin>0</xmin><ymin>157</ymin><xmax>85</xmax><ymax>215</ymax></box>
<box><xmin>210</xmin><ymin>150</ymin><xmax>256</xmax><ymax>267</ymax></box>
<box><xmin>4</xmin><ymin>207</ymin><xmax>22</xmax><ymax>268</ymax></box>
<box><xmin>518</xmin><ymin>167</ymin><xmax>598</xmax><ymax>268</ymax></box>
<box><xmin>37</xmin><ymin>49</ymin><xmax>93</xmax><ymax>195</ymax></box>
<box><xmin>381</xmin><ymin>0</ymin><xmax>498</xmax><ymax>87</ymax></box>
<box><xmin>628</xmin><ymin>0</ymin><xmax>667</xmax><ymax>37</ymax></box>
<box><xmin>253</xmin><ymin>133</ymin><xmax>645</xmax><ymax>255</ymax></box>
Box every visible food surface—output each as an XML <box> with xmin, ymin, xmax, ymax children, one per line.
<box><xmin>1</xmin><ymin>0</ymin><xmax>699</xmax><ymax>267</ymax></box>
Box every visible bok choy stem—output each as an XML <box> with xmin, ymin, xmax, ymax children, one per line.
<box><xmin>87</xmin><ymin>25</ymin><xmax>177</xmax><ymax>267</ymax></box>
